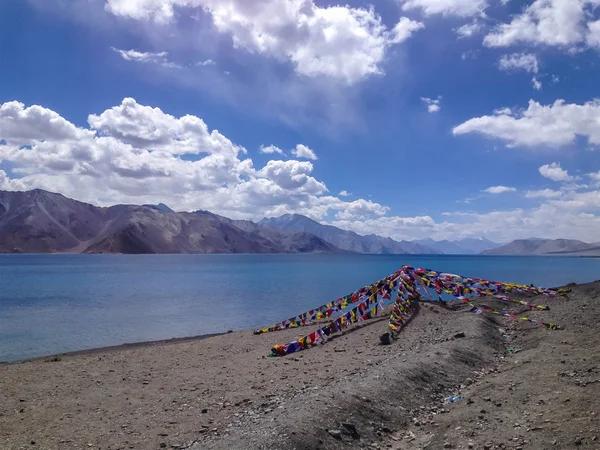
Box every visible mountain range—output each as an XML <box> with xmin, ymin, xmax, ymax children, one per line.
<box><xmin>1</xmin><ymin>190</ymin><xmax>597</xmax><ymax>255</ymax></box>
<box><xmin>259</xmin><ymin>214</ymin><xmax>439</xmax><ymax>254</ymax></box>
<box><xmin>411</xmin><ymin>237</ymin><xmax>500</xmax><ymax>254</ymax></box>
<box><xmin>483</xmin><ymin>238</ymin><xmax>600</xmax><ymax>256</ymax></box>
<box><xmin>0</xmin><ymin>190</ymin><xmax>338</xmax><ymax>254</ymax></box>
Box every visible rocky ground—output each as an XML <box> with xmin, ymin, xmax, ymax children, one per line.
<box><xmin>1</xmin><ymin>281</ymin><xmax>599</xmax><ymax>450</ymax></box>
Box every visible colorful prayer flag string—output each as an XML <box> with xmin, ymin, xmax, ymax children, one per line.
<box><xmin>254</xmin><ymin>271</ymin><xmax>401</xmax><ymax>335</ymax></box>
<box><xmin>260</xmin><ymin>265</ymin><xmax>565</xmax><ymax>356</ymax></box>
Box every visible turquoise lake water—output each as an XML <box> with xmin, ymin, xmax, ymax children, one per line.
<box><xmin>1</xmin><ymin>254</ymin><xmax>599</xmax><ymax>362</ymax></box>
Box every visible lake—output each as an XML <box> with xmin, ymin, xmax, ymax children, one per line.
<box><xmin>1</xmin><ymin>254</ymin><xmax>599</xmax><ymax>362</ymax></box>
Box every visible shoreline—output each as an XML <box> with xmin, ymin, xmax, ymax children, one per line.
<box><xmin>1</xmin><ymin>281</ymin><xmax>599</xmax><ymax>450</ymax></box>
<box><xmin>1</xmin><ymin>332</ymin><xmax>227</xmax><ymax>365</ymax></box>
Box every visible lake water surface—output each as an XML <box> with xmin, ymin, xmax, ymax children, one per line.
<box><xmin>1</xmin><ymin>254</ymin><xmax>599</xmax><ymax>362</ymax></box>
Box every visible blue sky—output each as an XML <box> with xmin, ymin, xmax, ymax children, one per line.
<box><xmin>1</xmin><ymin>0</ymin><xmax>600</xmax><ymax>242</ymax></box>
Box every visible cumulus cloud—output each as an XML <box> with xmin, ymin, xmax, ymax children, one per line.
<box><xmin>334</xmin><ymin>199</ymin><xmax>390</xmax><ymax>220</ymax></box>
<box><xmin>257</xmin><ymin>160</ymin><xmax>326</xmax><ymax>194</ymax></box>
<box><xmin>539</xmin><ymin>162</ymin><xmax>572</xmax><ymax>181</ymax></box>
<box><xmin>259</xmin><ymin>145</ymin><xmax>285</xmax><ymax>155</ymax></box>
<box><xmin>338</xmin><ymin>190</ymin><xmax>352</xmax><ymax>197</ymax></box>
<box><xmin>0</xmin><ymin>99</ymin><xmax>385</xmax><ymax>221</ymax></box>
<box><xmin>483</xmin><ymin>0</ymin><xmax>598</xmax><ymax>50</ymax></box>
<box><xmin>483</xmin><ymin>185</ymin><xmax>516</xmax><ymax>194</ymax></box>
<box><xmin>421</xmin><ymin>96</ymin><xmax>442</xmax><ymax>112</ymax></box>
<box><xmin>498</xmin><ymin>53</ymin><xmax>539</xmax><ymax>73</ymax></box>
<box><xmin>401</xmin><ymin>0</ymin><xmax>488</xmax><ymax>17</ymax></box>
<box><xmin>291</xmin><ymin>144</ymin><xmax>318</xmax><ymax>160</ymax></box>
<box><xmin>453</xmin><ymin>98</ymin><xmax>600</xmax><ymax>147</ymax></box>
<box><xmin>104</xmin><ymin>0</ymin><xmax>423</xmax><ymax>84</ymax></box>
<box><xmin>531</xmin><ymin>77</ymin><xmax>542</xmax><ymax>90</ymax></box>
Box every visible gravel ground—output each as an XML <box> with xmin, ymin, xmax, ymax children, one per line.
<box><xmin>1</xmin><ymin>281</ymin><xmax>599</xmax><ymax>450</ymax></box>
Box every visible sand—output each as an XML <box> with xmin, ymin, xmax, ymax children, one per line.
<box><xmin>1</xmin><ymin>281</ymin><xmax>600</xmax><ymax>450</ymax></box>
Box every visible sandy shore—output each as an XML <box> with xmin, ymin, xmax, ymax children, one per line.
<box><xmin>1</xmin><ymin>281</ymin><xmax>599</xmax><ymax>450</ymax></box>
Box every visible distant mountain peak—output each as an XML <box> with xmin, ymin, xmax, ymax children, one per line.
<box><xmin>143</xmin><ymin>203</ymin><xmax>174</xmax><ymax>213</ymax></box>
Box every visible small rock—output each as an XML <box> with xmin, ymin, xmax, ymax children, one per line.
<box><xmin>201</xmin><ymin>408</ymin><xmax>208</xmax><ymax>414</ymax></box>
<box><xmin>483</xmin><ymin>443</ymin><xmax>493</xmax><ymax>450</ymax></box>
<box><xmin>454</xmin><ymin>332</ymin><xmax>466</xmax><ymax>339</ymax></box>
<box><xmin>575</xmin><ymin>437</ymin><xmax>583</xmax><ymax>446</ymax></box>
<box><xmin>159</xmin><ymin>444</ymin><xmax>167</xmax><ymax>449</ymax></box>
<box><xmin>341</xmin><ymin>423</ymin><xmax>360</xmax><ymax>440</ymax></box>
<box><xmin>443</xmin><ymin>442</ymin><xmax>453</xmax><ymax>448</ymax></box>
<box><xmin>328</xmin><ymin>429</ymin><xmax>342</xmax><ymax>440</ymax></box>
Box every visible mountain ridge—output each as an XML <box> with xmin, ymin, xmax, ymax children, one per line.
<box><xmin>411</xmin><ymin>237</ymin><xmax>501</xmax><ymax>254</ymax></box>
<box><xmin>0</xmin><ymin>190</ymin><xmax>340</xmax><ymax>254</ymax></box>
<box><xmin>482</xmin><ymin>238</ymin><xmax>600</xmax><ymax>255</ymax></box>
<box><xmin>259</xmin><ymin>214</ymin><xmax>440</xmax><ymax>254</ymax></box>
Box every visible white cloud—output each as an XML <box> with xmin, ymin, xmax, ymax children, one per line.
<box><xmin>589</xmin><ymin>170</ymin><xmax>600</xmax><ymax>182</ymax></box>
<box><xmin>456</xmin><ymin>21</ymin><xmax>483</xmax><ymax>38</ymax></box>
<box><xmin>4</xmin><ymin>99</ymin><xmax>600</xmax><ymax>243</ymax></box>
<box><xmin>338</xmin><ymin>190</ymin><xmax>352</xmax><ymax>197</ymax></box>
<box><xmin>334</xmin><ymin>198</ymin><xmax>389</xmax><ymax>220</ymax></box>
<box><xmin>421</xmin><ymin>96</ymin><xmax>442</xmax><ymax>113</ymax></box>
<box><xmin>88</xmin><ymin>97</ymin><xmax>242</xmax><ymax>156</ymax></box>
<box><xmin>587</xmin><ymin>19</ymin><xmax>600</xmax><ymax>47</ymax></box>
<box><xmin>498</xmin><ymin>53</ymin><xmax>539</xmax><ymax>73</ymax></box>
<box><xmin>525</xmin><ymin>188</ymin><xmax>563</xmax><ymax>198</ymax></box>
<box><xmin>0</xmin><ymin>99</ymin><xmax>388</xmax><ymax>221</ymax></box>
<box><xmin>291</xmin><ymin>144</ymin><xmax>318</xmax><ymax>160</ymax></box>
<box><xmin>493</xmin><ymin>107</ymin><xmax>512</xmax><ymax>115</ymax></box>
<box><xmin>196</xmin><ymin>59</ymin><xmax>215</xmax><ymax>66</ymax></box>
<box><xmin>483</xmin><ymin>0</ymin><xmax>595</xmax><ymax>49</ymax></box>
<box><xmin>453</xmin><ymin>98</ymin><xmax>600</xmax><ymax>147</ymax></box>
<box><xmin>259</xmin><ymin>145</ymin><xmax>285</xmax><ymax>155</ymax></box>
<box><xmin>105</xmin><ymin>0</ymin><xmax>423</xmax><ymax>84</ymax></box>
<box><xmin>483</xmin><ymin>185</ymin><xmax>516</xmax><ymax>194</ymax></box>
<box><xmin>461</xmin><ymin>50</ymin><xmax>479</xmax><ymax>60</ymax></box>
<box><xmin>112</xmin><ymin>47</ymin><xmax>181</xmax><ymax>68</ymax></box>
<box><xmin>332</xmin><ymin>201</ymin><xmax>600</xmax><ymax>243</ymax></box>
<box><xmin>539</xmin><ymin>162</ymin><xmax>572</xmax><ymax>181</ymax></box>
<box><xmin>257</xmin><ymin>160</ymin><xmax>326</xmax><ymax>194</ymax></box>
<box><xmin>532</xmin><ymin>77</ymin><xmax>542</xmax><ymax>90</ymax></box>
<box><xmin>401</xmin><ymin>0</ymin><xmax>488</xmax><ymax>17</ymax></box>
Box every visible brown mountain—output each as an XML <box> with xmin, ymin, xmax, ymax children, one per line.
<box><xmin>0</xmin><ymin>189</ymin><xmax>340</xmax><ymax>254</ymax></box>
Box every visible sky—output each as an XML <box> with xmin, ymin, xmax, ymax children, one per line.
<box><xmin>1</xmin><ymin>0</ymin><xmax>600</xmax><ymax>243</ymax></box>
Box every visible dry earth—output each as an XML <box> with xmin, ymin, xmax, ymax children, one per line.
<box><xmin>1</xmin><ymin>281</ymin><xmax>599</xmax><ymax>450</ymax></box>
